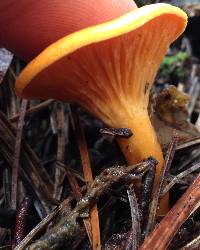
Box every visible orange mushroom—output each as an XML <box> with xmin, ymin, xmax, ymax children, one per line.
<box><xmin>14</xmin><ymin>2</ymin><xmax>187</xmax><ymax>213</ymax></box>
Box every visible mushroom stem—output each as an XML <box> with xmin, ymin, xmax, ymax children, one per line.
<box><xmin>116</xmin><ymin>111</ymin><xmax>168</xmax><ymax>213</ymax></box>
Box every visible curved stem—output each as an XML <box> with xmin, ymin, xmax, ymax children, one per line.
<box><xmin>116</xmin><ymin>111</ymin><xmax>168</xmax><ymax>214</ymax></box>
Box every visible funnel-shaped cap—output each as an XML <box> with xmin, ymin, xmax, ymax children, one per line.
<box><xmin>16</xmin><ymin>4</ymin><xmax>187</xmax><ymax>128</ymax></box>
<box><xmin>0</xmin><ymin>0</ymin><xmax>136</xmax><ymax>61</ymax></box>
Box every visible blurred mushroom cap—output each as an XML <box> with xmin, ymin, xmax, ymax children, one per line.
<box><xmin>0</xmin><ymin>0</ymin><xmax>136</xmax><ymax>61</ymax></box>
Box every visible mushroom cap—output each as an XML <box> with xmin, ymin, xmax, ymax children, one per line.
<box><xmin>0</xmin><ymin>0</ymin><xmax>136</xmax><ymax>61</ymax></box>
<box><xmin>15</xmin><ymin>3</ymin><xmax>187</xmax><ymax>126</ymax></box>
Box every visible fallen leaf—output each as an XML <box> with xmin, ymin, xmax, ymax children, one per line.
<box><xmin>152</xmin><ymin>85</ymin><xmax>200</xmax><ymax>151</ymax></box>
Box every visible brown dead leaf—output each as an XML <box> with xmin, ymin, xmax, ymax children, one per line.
<box><xmin>152</xmin><ymin>85</ymin><xmax>200</xmax><ymax>151</ymax></box>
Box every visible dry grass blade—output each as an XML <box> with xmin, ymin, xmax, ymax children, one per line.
<box><xmin>141</xmin><ymin>170</ymin><xmax>200</xmax><ymax>250</ymax></box>
<box><xmin>72</xmin><ymin>109</ymin><xmax>101</xmax><ymax>250</ymax></box>
<box><xmin>11</xmin><ymin>99</ymin><xmax>28</xmax><ymax>209</ymax></box>
<box><xmin>53</xmin><ymin>103</ymin><xmax>66</xmax><ymax>200</ymax></box>
<box><xmin>140</xmin><ymin>164</ymin><xmax>156</xmax><ymax>233</ymax></box>
<box><xmin>162</xmin><ymin>162</ymin><xmax>200</xmax><ymax>195</ymax></box>
<box><xmin>144</xmin><ymin>132</ymin><xmax>178</xmax><ymax>237</ymax></box>
<box><xmin>127</xmin><ymin>186</ymin><xmax>141</xmax><ymax>250</ymax></box>
<box><xmin>9</xmin><ymin>99</ymin><xmax>55</xmax><ymax>122</ymax></box>
<box><xmin>160</xmin><ymin>132</ymin><xmax>178</xmax><ymax>192</ymax></box>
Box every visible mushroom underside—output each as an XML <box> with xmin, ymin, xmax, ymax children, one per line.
<box><xmin>19</xmin><ymin>13</ymin><xmax>185</xmax><ymax>128</ymax></box>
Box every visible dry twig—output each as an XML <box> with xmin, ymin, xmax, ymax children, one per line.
<box><xmin>141</xmin><ymin>169</ymin><xmax>200</xmax><ymax>250</ymax></box>
<box><xmin>25</xmin><ymin>159</ymin><xmax>154</xmax><ymax>250</ymax></box>
<box><xmin>11</xmin><ymin>100</ymin><xmax>28</xmax><ymax>209</ymax></box>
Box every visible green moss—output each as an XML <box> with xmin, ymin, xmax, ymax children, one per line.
<box><xmin>159</xmin><ymin>52</ymin><xmax>189</xmax><ymax>82</ymax></box>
